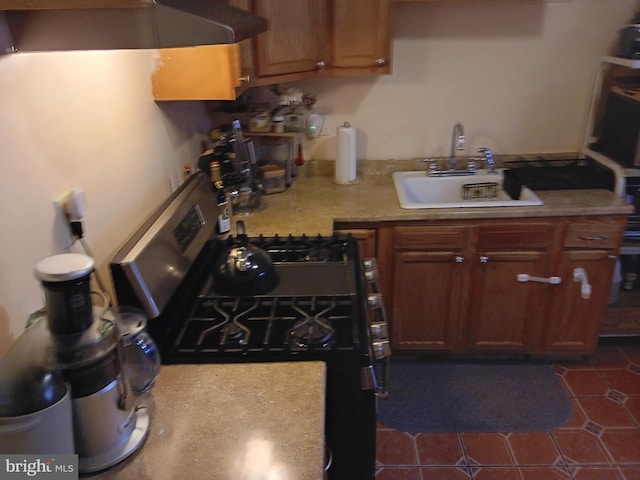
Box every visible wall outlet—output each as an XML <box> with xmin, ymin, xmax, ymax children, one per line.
<box><xmin>320</xmin><ymin>119</ymin><xmax>329</xmax><ymax>136</ymax></box>
<box><xmin>53</xmin><ymin>192</ymin><xmax>75</xmax><ymax>251</ymax></box>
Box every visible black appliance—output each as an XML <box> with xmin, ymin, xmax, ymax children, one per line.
<box><xmin>589</xmin><ymin>87</ymin><xmax>640</xmax><ymax>167</ymax></box>
<box><xmin>503</xmin><ymin>157</ymin><xmax>616</xmax><ymax>192</ymax></box>
<box><xmin>110</xmin><ymin>172</ymin><xmax>390</xmax><ymax>480</ymax></box>
<box><xmin>623</xmin><ymin>175</ymin><xmax>640</xmax><ymax>240</ymax></box>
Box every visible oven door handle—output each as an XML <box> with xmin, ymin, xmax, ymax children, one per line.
<box><xmin>362</xmin><ymin>341</ymin><xmax>391</xmax><ymax>399</ymax></box>
<box><xmin>373</xmin><ymin>340</ymin><xmax>391</xmax><ymax>400</ymax></box>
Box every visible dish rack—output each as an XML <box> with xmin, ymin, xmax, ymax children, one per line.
<box><xmin>461</xmin><ymin>182</ymin><xmax>499</xmax><ymax>200</ymax></box>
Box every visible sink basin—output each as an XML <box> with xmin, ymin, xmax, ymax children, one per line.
<box><xmin>393</xmin><ymin>170</ymin><xmax>543</xmax><ymax>209</ymax></box>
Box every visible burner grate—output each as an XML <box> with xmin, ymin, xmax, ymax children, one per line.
<box><xmin>173</xmin><ymin>295</ymin><xmax>358</xmax><ymax>354</ymax></box>
<box><xmin>221</xmin><ymin>234</ymin><xmax>354</xmax><ymax>263</ymax></box>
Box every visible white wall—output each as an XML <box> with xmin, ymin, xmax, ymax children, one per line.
<box><xmin>0</xmin><ymin>49</ymin><xmax>210</xmax><ymax>354</ymax></box>
<box><xmin>300</xmin><ymin>0</ymin><xmax>640</xmax><ymax>161</ymax></box>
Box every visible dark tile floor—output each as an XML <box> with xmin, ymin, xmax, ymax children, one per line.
<box><xmin>375</xmin><ymin>338</ymin><xmax>640</xmax><ymax>479</ymax></box>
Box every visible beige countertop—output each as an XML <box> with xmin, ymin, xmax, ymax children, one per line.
<box><xmin>88</xmin><ymin>362</ymin><xmax>326</xmax><ymax>480</ymax></box>
<box><xmin>235</xmin><ymin>165</ymin><xmax>633</xmax><ymax>236</ymax></box>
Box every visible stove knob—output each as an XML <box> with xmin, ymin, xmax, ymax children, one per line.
<box><xmin>370</xmin><ymin>322</ymin><xmax>388</xmax><ymax>339</ymax></box>
<box><xmin>367</xmin><ymin>293</ymin><xmax>382</xmax><ymax>309</ymax></box>
<box><xmin>363</xmin><ymin>258</ymin><xmax>378</xmax><ymax>270</ymax></box>
<box><xmin>364</xmin><ymin>268</ymin><xmax>378</xmax><ymax>283</ymax></box>
<box><xmin>372</xmin><ymin>339</ymin><xmax>391</xmax><ymax>360</ymax></box>
<box><xmin>363</xmin><ymin>258</ymin><xmax>379</xmax><ymax>284</ymax></box>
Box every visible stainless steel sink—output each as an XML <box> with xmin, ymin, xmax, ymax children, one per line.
<box><xmin>393</xmin><ymin>170</ymin><xmax>543</xmax><ymax>209</ymax></box>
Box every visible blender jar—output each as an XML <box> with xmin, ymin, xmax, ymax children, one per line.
<box><xmin>102</xmin><ymin>306</ymin><xmax>161</xmax><ymax>394</ymax></box>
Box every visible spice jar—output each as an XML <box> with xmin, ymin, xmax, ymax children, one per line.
<box><xmin>272</xmin><ymin>116</ymin><xmax>285</xmax><ymax>134</ymax></box>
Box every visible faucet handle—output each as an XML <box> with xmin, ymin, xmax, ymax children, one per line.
<box><xmin>467</xmin><ymin>159</ymin><xmax>476</xmax><ymax>173</ymax></box>
<box><xmin>477</xmin><ymin>147</ymin><xmax>493</xmax><ymax>159</ymax></box>
<box><xmin>421</xmin><ymin>158</ymin><xmax>439</xmax><ymax>175</ymax></box>
<box><xmin>477</xmin><ymin>147</ymin><xmax>497</xmax><ymax>173</ymax></box>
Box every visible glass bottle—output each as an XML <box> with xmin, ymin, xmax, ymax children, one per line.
<box><xmin>211</xmin><ymin>161</ymin><xmax>232</xmax><ymax>234</ymax></box>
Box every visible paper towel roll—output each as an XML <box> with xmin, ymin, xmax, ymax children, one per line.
<box><xmin>335</xmin><ymin>122</ymin><xmax>357</xmax><ymax>184</ymax></box>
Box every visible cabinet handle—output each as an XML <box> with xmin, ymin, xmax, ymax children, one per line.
<box><xmin>455</xmin><ymin>256</ymin><xmax>464</xmax><ymax>263</ymax></box>
<box><xmin>573</xmin><ymin>267</ymin><xmax>592</xmax><ymax>299</ymax></box>
<box><xmin>578</xmin><ymin>235</ymin><xmax>609</xmax><ymax>241</ymax></box>
<box><xmin>239</xmin><ymin>74</ymin><xmax>251</xmax><ymax>83</ymax></box>
<box><xmin>376</xmin><ymin>57</ymin><xmax>387</xmax><ymax>66</ymax></box>
<box><xmin>480</xmin><ymin>256</ymin><xmax>489</xmax><ymax>263</ymax></box>
<box><xmin>516</xmin><ymin>273</ymin><xmax>562</xmax><ymax>285</ymax></box>
<box><xmin>316</xmin><ymin>60</ymin><xmax>326</xmax><ymax>69</ymax></box>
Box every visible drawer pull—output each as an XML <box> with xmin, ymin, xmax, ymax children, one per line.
<box><xmin>517</xmin><ymin>273</ymin><xmax>562</xmax><ymax>285</ymax></box>
<box><xmin>578</xmin><ymin>235</ymin><xmax>609</xmax><ymax>241</ymax></box>
<box><xmin>455</xmin><ymin>256</ymin><xmax>464</xmax><ymax>263</ymax></box>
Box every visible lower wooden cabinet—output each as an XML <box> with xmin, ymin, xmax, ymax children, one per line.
<box><xmin>466</xmin><ymin>250</ymin><xmax>549</xmax><ymax>352</ymax></box>
<box><xmin>540</xmin><ymin>250</ymin><xmax>617</xmax><ymax>353</ymax></box>
<box><xmin>393</xmin><ymin>250</ymin><xmax>465</xmax><ymax>350</ymax></box>
<box><xmin>342</xmin><ymin>215</ymin><xmax>626</xmax><ymax>357</ymax></box>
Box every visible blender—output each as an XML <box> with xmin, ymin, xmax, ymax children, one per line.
<box><xmin>1</xmin><ymin>253</ymin><xmax>157</xmax><ymax>473</ymax></box>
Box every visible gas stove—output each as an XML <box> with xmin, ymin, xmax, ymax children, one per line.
<box><xmin>109</xmin><ymin>172</ymin><xmax>388</xmax><ymax>480</ymax></box>
<box><xmin>163</xmin><ymin>233</ymin><xmax>369</xmax><ymax>361</ymax></box>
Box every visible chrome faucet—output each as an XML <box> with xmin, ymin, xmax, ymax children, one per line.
<box><xmin>449</xmin><ymin>123</ymin><xmax>466</xmax><ymax>170</ymax></box>
<box><xmin>477</xmin><ymin>147</ymin><xmax>497</xmax><ymax>174</ymax></box>
<box><xmin>423</xmin><ymin>123</ymin><xmax>482</xmax><ymax>176</ymax></box>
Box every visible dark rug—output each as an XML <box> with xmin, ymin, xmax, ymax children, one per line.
<box><xmin>378</xmin><ymin>358</ymin><xmax>573</xmax><ymax>434</ymax></box>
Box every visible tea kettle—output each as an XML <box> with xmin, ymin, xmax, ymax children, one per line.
<box><xmin>213</xmin><ymin>221</ymin><xmax>278</xmax><ymax>296</ymax></box>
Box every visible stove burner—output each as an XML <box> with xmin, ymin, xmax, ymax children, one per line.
<box><xmin>222</xmin><ymin>323</ymin><xmax>247</xmax><ymax>344</ymax></box>
<box><xmin>302</xmin><ymin>247</ymin><xmax>332</xmax><ymax>263</ymax></box>
<box><xmin>290</xmin><ymin>297</ymin><xmax>336</xmax><ymax>347</ymax></box>
<box><xmin>291</xmin><ymin>317</ymin><xmax>334</xmax><ymax>346</ymax></box>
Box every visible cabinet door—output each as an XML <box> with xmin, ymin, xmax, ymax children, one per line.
<box><xmin>466</xmin><ymin>251</ymin><xmax>549</xmax><ymax>352</ymax></box>
<box><xmin>331</xmin><ymin>0</ymin><xmax>391</xmax><ymax>72</ymax></box>
<box><xmin>253</xmin><ymin>0</ymin><xmax>327</xmax><ymax>77</ymax></box>
<box><xmin>152</xmin><ymin>44</ymin><xmax>244</xmax><ymax>101</ymax></box>
<box><xmin>540</xmin><ymin>251</ymin><xmax>617</xmax><ymax>354</ymax></box>
<box><xmin>392</xmin><ymin>251</ymin><xmax>465</xmax><ymax>351</ymax></box>
<box><xmin>229</xmin><ymin>0</ymin><xmax>256</xmax><ymax>85</ymax></box>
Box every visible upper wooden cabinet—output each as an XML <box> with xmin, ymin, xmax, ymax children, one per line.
<box><xmin>152</xmin><ymin>44</ymin><xmax>249</xmax><ymax>101</ymax></box>
<box><xmin>253</xmin><ymin>0</ymin><xmax>328</xmax><ymax>77</ymax></box>
<box><xmin>152</xmin><ymin>0</ymin><xmax>393</xmax><ymax>100</ymax></box>
<box><xmin>331</xmin><ymin>0</ymin><xmax>391</xmax><ymax>72</ymax></box>
<box><xmin>252</xmin><ymin>0</ymin><xmax>391</xmax><ymax>82</ymax></box>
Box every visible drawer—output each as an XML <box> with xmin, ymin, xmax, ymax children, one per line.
<box><xmin>395</xmin><ymin>226</ymin><xmax>467</xmax><ymax>250</ymax></box>
<box><xmin>564</xmin><ymin>219</ymin><xmax>623</xmax><ymax>249</ymax></box>
<box><xmin>476</xmin><ymin>223</ymin><xmax>553</xmax><ymax>250</ymax></box>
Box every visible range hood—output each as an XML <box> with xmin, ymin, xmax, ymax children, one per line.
<box><xmin>0</xmin><ymin>0</ymin><xmax>268</xmax><ymax>53</ymax></box>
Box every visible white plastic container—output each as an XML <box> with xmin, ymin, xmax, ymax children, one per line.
<box><xmin>609</xmin><ymin>259</ymin><xmax>623</xmax><ymax>305</ymax></box>
<box><xmin>0</xmin><ymin>387</ymin><xmax>75</xmax><ymax>454</ymax></box>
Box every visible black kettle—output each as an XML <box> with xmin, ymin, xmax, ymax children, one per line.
<box><xmin>213</xmin><ymin>221</ymin><xmax>278</xmax><ymax>296</ymax></box>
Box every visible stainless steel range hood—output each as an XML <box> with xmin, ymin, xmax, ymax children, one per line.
<box><xmin>1</xmin><ymin>0</ymin><xmax>267</xmax><ymax>53</ymax></box>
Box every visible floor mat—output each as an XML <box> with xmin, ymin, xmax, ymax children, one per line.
<box><xmin>377</xmin><ymin>358</ymin><xmax>573</xmax><ymax>434</ymax></box>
